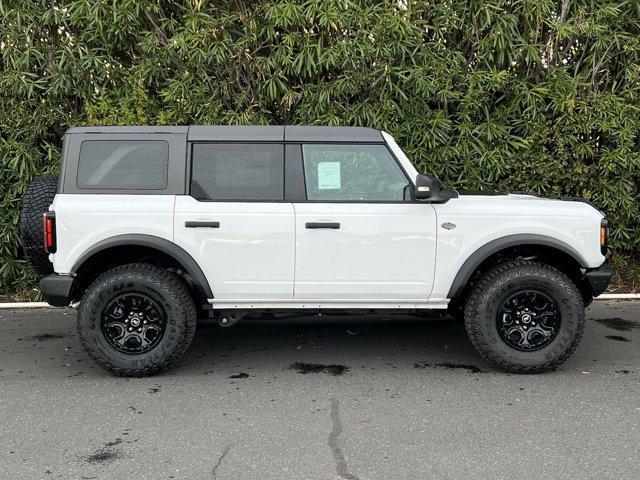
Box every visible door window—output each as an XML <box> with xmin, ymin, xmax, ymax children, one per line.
<box><xmin>302</xmin><ymin>144</ymin><xmax>410</xmax><ymax>201</ymax></box>
<box><xmin>191</xmin><ymin>144</ymin><xmax>284</xmax><ymax>201</ymax></box>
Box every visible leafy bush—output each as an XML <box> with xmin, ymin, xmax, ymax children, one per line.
<box><xmin>1</xmin><ymin>0</ymin><xmax>639</xmax><ymax>295</ymax></box>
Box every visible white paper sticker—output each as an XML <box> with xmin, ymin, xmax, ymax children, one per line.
<box><xmin>317</xmin><ymin>162</ymin><xmax>341</xmax><ymax>190</ymax></box>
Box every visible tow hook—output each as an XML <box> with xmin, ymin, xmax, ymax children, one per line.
<box><xmin>217</xmin><ymin>311</ymin><xmax>245</xmax><ymax>328</ymax></box>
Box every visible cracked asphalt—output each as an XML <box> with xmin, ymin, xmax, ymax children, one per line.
<box><xmin>1</xmin><ymin>301</ymin><xmax>639</xmax><ymax>480</ymax></box>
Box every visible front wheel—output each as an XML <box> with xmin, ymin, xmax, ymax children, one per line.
<box><xmin>77</xmin><ymin>263</ymin><xmax>197</xmax><ymax>377</ymax></box>
<box><xmin>464</xmin><ymin>260</ymin><xmax>585</xmax><ymax>373</ymax></box>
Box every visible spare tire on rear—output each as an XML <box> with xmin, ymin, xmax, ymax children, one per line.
<box><xmin>20</xmin><ymin>175</ymin><xmax>58</xmax><ymax>276</ymax></box>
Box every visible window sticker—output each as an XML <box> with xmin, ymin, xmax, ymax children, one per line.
<box><xmin>317</xmin><ymin>161</ymin><xmax>341</xmax><ymax>189</ymax></box>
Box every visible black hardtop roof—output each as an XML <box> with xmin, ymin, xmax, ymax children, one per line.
<box><xmin>66</xmin><ymin>125</ymin><xmax>384</xmax><ymax>143</ymax></box>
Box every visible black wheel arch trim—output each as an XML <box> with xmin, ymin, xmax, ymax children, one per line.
<box><xmin>447</xmin><ymin>234</ymin><xmax>589</xmax><ymax>298</ymax></box>
<box><xmin>70</xmin><ymin>234</ymin><xmax>213</xmax><ymax>300</ymax></box>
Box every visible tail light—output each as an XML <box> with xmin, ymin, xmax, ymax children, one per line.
<box><xmin>43</xmin><ymin>211</ymin><xmax>56</xmax><ymax>254</ymax></box>
<box><xmin>600</xmin><ymin>219</ymin><xmax>608</xmax><ymax>255</ymax></box>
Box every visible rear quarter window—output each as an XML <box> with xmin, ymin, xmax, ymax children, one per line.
<box><xmin>77</xmin><ymin>140</ymin><xmax>169</xmax><ymax>190</ymax></box>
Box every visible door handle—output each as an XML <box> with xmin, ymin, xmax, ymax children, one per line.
<box><xmin>305</xmin><ymin>222</ymin><xmax>340</xmax><ymax>229</ymax></box>
<box><xmin>185</xmin><ymin>221</ymin><xmax>220</xmax><ymax>228</ymax></box>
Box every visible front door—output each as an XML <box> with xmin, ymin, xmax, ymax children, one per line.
<box><xmin>173</xmin><ymin>143</ymin><xmax>295</xmax><ymax>301</ymax></box>
<box><xmin>293</xmin><ymin>143</ymin><xmax>437</xmax><ymax>301</ymax></box>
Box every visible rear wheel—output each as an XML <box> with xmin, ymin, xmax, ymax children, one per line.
<box><xmin>77</xmin><ymin>263</ymin><xmax>197</xmax><ymax>377</ymax></box>
<box><xmin>464</xmin><ymin>260</ymin><xmax>585</xmax><ymax>373</ymax></box>
<box><xmin>19</xmin><ymin>175</ymin><xmax>58</xmax><ymax>276</ymax></box>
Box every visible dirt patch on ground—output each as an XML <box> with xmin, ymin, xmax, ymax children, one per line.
<box><xmin>414</xmin><ymin>362</ymin><xmax>483</xmax><ymax>373</ymax></box>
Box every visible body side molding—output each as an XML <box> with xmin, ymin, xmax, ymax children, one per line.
<box><xmin>447</xmin><ymin>234</ymin><xmax>589</xmax><ymax>298</ymax></box>
<box><xmin>70</xmin><ymin>234</ymin><xmax>213</xmax><ymax>299</ymax></box>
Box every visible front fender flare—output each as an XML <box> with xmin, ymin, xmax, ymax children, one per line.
<box><xmin>447</xmin><ymin>234</ymin><xmax>588</xmax><ymax>298</ymax></box>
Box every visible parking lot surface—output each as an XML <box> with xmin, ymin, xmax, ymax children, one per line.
<box><xmin>1</xmin><ymin>301</ymin><xmax>639</xmax><ymax>479</ymax></box>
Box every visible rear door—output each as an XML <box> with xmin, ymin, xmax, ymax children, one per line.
<box><xmin>293</xmin><ymin>143</ymin><xmax>437</xmax><ymax>301</ymax></box>
<box><xmin>173</xmin><ymin>143</ymin><xmax>295</xmax><ymax>301</ymax></box>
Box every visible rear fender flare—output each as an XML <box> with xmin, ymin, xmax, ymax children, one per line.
<box><xmin>71</xmin><ymin>234</ymin><xmax>213</xmax><ymax>299</ymax></box>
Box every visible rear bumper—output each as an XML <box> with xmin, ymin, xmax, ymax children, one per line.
<box><xmin>584</xmin><ymin>264</ymin><xmax>613</xmax><ymax>297</ymax></box>
<box><xmin>39</xmin><ymin>274</ymin><xmax>74</xmax><ymax>307</ymax></box>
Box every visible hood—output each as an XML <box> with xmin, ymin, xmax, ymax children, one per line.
<box><xmin>451</xmin><ymin>191</ymin><xmax>605</xmax><ymax>218</ymax></box>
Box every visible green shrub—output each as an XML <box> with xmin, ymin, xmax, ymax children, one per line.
<box><xmin>1</xmin><ymin>0</ymin><xmax>638</xmax><ymax>294</ymax></box>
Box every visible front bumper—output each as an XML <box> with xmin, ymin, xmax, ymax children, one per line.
<box><xmin>40</xmin><ymin>274</ymin><xmax>74</xmax><ymax>307</ymax></box>
<box><xmin>584</xmin><ymin>264</ymin><xmax>613</xmax><ymax>297</ymax></box>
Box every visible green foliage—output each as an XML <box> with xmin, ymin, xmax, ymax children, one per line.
<box><xmin>610</xmin><ymin>252</ymin><xmax>640</xmax><ymax>292</ymax></box>
<box><xmin>1</xmin><ymin>0</ymin><xmax>639</xmax><ymax>294</ymax></box>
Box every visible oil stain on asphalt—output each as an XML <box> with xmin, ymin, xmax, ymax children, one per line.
<box><xmin>596</xmin><ymin>318</ymin><xmax>639</xmax><ymax>331</ymax></box>
<box><xmin>606</xmin><ymin>335</ymin><xmax>630</xmax><ymax>342</ymax></box>
<box><xmin>289</xmin><ymin>362</ymin><xmax>349</xmax><ymax>376</ymax></box>
<box><xmin>86</xmin><ymin>438</ymin><xmax>123</xmax><ymax>464</ymax></box>
<box><xmin>18</xmin><ymin>333</ymin><xmax>69</xmax><ymax>342</ymax></box>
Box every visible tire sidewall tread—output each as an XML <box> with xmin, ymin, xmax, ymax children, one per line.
<box><xmin>464</xmin><ymin>260</ymin><xmax>585</xmax><ymax>374</ymax></box>
<box><xmin>19</xmin><ymin>175</ymin><xmax>58</xmax><ymax>276</ymax></box>
<box><xmin>77</xmin><ymin>263</ymin><xmax>197</xmax><ymax>377</ymax></box>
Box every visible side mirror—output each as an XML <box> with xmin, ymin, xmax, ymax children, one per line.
<box><xmin>414</xmin><ymin>174</ymin><xmax>440</xmax><ymax>200</ymax></box>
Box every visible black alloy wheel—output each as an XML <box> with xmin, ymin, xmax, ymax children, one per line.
<box><xmin>101</xmin><ymin>293</ymin><xmax>167</xmax><ymax>354</ymax></box>
<box><xmin>496</xmin><ymin>289</ymin><xmax>560</xmax><ymax>351</ymax></box>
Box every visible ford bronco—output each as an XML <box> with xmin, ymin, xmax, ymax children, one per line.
<box><xmin>20</xmin><ymin>125</ymin><xmax>612</xmax><ymax>376</ymax></box>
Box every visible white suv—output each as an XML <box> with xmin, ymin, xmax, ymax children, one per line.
<box><xmin>20</xmin><ymin>125</ymin><xmax>612</xmax><ymax>376</ymax></box>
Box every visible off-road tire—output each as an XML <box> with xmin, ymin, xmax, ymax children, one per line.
<box><xmin>77</xmin><ymin>263</ymin><xmax>197</xmax><ymax>377</ymax></box>
<box><xmin>464</xmin><ymin>260</ymin><xmax>585</xmax><ymax>374</ymax></box>
<box><xmin>19</xmin><ymin>175</ymin><xmax>58</xmax><ymax>276</ymax></box>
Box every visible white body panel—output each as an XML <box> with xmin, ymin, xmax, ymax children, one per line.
<box><xmin>292</xmin><ymin>203</ymin><xmax>437</xmax><ymax>300</ymax></box>
<box><xmin>51</xmin><ymin>194</ymin><xmax>175</xmax><ymax>274</ymax></box>
<box><xmin>430</xmin><ymin>194</ymin><xmax>606</xmax><ymax>299</ymax></box>
<box><xmin>173</xmin><ymin>196</ymin><xmax>295</xmax><ymax>300</ymax></box>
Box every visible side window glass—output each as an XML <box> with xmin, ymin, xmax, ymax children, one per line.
<box><xmin>191</xmin><ymin>144</ymin><xmax>284</xmax><ymax>201</ymax></box>
<box><xmin>77</xmin><ymin>140</ymin><xmax>168</xmax><ymax>189</ymax></box>
<box><xmin>302</xmin><ymin>144</ymin><xmax>410</xmax><ymax>201</ymax></box>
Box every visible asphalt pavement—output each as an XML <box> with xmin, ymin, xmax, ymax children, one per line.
<box><xmin>0</xmin><ymin>301</ymin><xmax>639</xmax><ymax>480</ymax></box>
